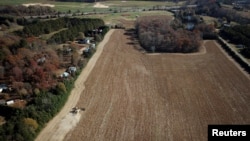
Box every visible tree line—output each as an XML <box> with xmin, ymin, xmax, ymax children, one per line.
<box><xmin>220</xmin><ymin>25</ymin><xmax>250</xmax><ymax>58</ymax></box>
<box><xmin>217</xmin><ymin>37</ymin><xmax>250</xmax><ymax>73</ymax></box>
<box><xmin>195</xmin><ymin>0</ymin><xmax>250</xmax><ymax>24</ymax></box>
<box><xmin>0</xmin><ymin>5</ymin><xmax>56</xmax><ymax>16</ymax></box>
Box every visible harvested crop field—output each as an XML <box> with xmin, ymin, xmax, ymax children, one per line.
<box><xmin>64</xmin><ymin>27</ymin><xmax>250</xmax><ymax>140</ymax></box>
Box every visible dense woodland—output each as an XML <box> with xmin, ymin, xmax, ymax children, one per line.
<box><xmin>220</xmin><ymin>25</ymin><xmax>250</xmax><ymax>58</ymax></box>
<box><xmin>0</xmin><ymin>16</ymin><xmax>42</xmax><ymax>31</ymax></box>
<box><xmin>135</xmin><ymin>15</ymin><xmax>213</xmax><ymax>53</ymax></box>
<box><xmin>47</xmin><ymin>18</ymin><xmax>107</xmax><ymax>43</ymax></box>
<box><xmin>21</xmin><ymin>18</ymin><xmax>104</xmax><ymax>37</ymax></box>
<box><xmin>18</xmin><ymin>17</ymin><xmax>107</xmax><ymax>44</ymax></box>
<box><xmin>0</xmin><ymin>17</ymin><xmax>108</xmax><ymax>141</ymax></box>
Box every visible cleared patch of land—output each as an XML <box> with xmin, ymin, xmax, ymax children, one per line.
<box><xmin>64</xmin><ymin>24</ymin><xmax>250</xmax><ymax>140</ymax></box>
<box><xmin>93</xmin><ymin>2</ymin><xmax>109</xmax><ymax>8</ymax></box>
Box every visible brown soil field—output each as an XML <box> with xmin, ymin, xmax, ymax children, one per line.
<box><xmin>64</xmin><ymin>26</ymin><xmax>250</xmax><ymax>140</ymax></box>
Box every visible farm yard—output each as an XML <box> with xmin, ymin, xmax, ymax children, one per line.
<box><xmin>62</xmin><ymin>21</ymin><xmax>250</xmax><ymax>141</ymax></box>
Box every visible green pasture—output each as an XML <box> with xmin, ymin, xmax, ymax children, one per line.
<box><xmin>54</xmin><ymin>1</ymin><xmax>183</xmax><ymax>12</ymax></box>
<box><xmin>0</xmin><ymin>0</ymin><xmax>183</xmax><ymax>12</ymax></box>
<box><xmin>53</xmin><ymin>2</ymin><xmax>94</xmax><ymax>12</ymax></box>
<box><xmin>104</xmin><ymin>1</ymin><xmax>183</xmax><ymax>8</ymax></box>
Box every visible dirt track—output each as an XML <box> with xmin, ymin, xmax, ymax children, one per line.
<box><xmin>64</xmin><ymin>29</ymin><xmax>250</xmax><ymax>141</ymax></box>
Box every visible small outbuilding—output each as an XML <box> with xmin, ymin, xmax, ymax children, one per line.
<box><xmin>0</xmin><ymin>84</ymin><xmax>8</xmax><ymax>93</ymax></box>
<box><xmin>6</xmin><ymin>100</ymin><xmax>14</xmax><ymax>105</ymax></box>
<box><xmin>68</xmin><ymin>66</ymin><xmax>77</xmax><ymax>74</ymax></box>
<box><xmin>60</xmin><ymin>72</ymin><xmax>70</xmax><ymax>78</ymax></box>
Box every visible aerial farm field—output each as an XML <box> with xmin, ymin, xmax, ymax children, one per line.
<box><xmin>1</xmin><ymin>1</ymin><xmax>249</xmax><ymax>141</ymax></box>
<box><xmin>63</xmin><ymin>21</ymin><xmax>250</xmax><ymax>141</ymax></box>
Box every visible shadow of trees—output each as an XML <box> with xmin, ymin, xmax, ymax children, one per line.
<box><xmin>123</xmin><ymin>28</ymin><xmax>146</xmax><ymax>53</ymax></box>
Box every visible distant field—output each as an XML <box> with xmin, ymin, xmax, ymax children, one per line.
<box><xmin>53</xmin><ymin>2</ymin><xmax>94</xmax><ymax>12</ymax></box>
<box><xmin>0</xmin><ymin>0</ymin><xmax>182</xmax><ymax>12</ymax></box>
<box><xmin>0</xmin><ymin>0</ymin><xmax>91</xmax><ymax>12</ymax></box>
<box><xmin>0</xmin><ymin>0</ymin><xmax>176</xmax><ymax>33</ymax></box>
<box><xmin>79</xmin><ymin>10</ymin><xmax>173</xmax><ymax>24</ymax></box>
<box><xmin>0</xmin><ymin>0</ymin><xmax>180</xmax><ymax>25</ymax></box>
<box><xmin>104</xmin><ymin>1</ymin><xmax>182</xmax><ymax>8</ymax></box>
